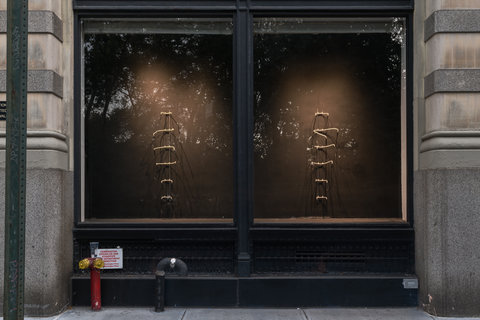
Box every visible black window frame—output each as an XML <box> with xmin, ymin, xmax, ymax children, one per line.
<box><xmin>73</xmin><ymin>0</ymin><xmax>414</xmax><ymax>277</ymax></box>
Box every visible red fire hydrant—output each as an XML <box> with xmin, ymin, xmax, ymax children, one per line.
<box><xmin>79</xmin><ymin>257</ymin><xmax>104</xmax><ymax>311</ymax></box>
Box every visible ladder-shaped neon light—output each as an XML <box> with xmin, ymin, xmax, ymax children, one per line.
<box><xmin>310</xmin><ymin>111</ymin><xmax>339</xmax><ymax>215</ymax></box>
<box><xmin>153</xmin><ymin>111</ymin><xmax>176</xmax><ymax>203</ymax></box>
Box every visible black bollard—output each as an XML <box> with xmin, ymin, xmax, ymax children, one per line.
<box><xmin>154</xmin><ymin>257</ymin><xmax>188</xmax><ymax>312</ymax></box>
<box><xmin>155</xmin><ymin>270</ymin><xmax>166</xmax><ymax>312</ymax></box>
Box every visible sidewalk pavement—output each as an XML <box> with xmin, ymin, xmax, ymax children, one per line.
<box><xmin>6</xmin><ymin>307</ymin><xmax>480</xmax><ymax>320</ymax></box>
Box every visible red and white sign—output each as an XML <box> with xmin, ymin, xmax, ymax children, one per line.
<box><xmin>97</xmin><ymin>248</ymin><xmax>123</xmax><ymax>269</ymax></box>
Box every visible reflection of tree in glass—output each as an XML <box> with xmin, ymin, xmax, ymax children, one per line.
<box><xmin>84</xmin><ymin>32</ymin><xmax>233</xmax><ymax>219</ymax></box>
<box><xmin>254</xmin><ymin>32</ymin><xmax>401</xmax><ymax>159</ymax></box>
<box><xmin>254</xmin><ymin>31</ymin><xmax>403</xmax><ymax>219</ymax></box>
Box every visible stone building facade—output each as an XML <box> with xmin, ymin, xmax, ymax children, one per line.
<box><xmin>415</xmin><ymin>0</ymin><xmax>480</xmax><ymax>316</ymax></box>
<box><xmin>0</xmin><ymin>0</ymin><xmax>74</xmax><ymax>316</ymax></box>
<box><xmin>0</xmin><ymin>0</ymin><xmax>479</xmax><ymax>317</ymax></box>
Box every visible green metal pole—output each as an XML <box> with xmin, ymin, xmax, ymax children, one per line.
<box><xmin>3</xmin><ymin>0</ymin><xmax>28</xmax><ymax>318</ymax></box>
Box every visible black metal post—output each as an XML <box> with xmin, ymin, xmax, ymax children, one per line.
<box><xmin>234</xmin><ymin>7</ymin><xmax>253</xmax><ymax>277</ymax></box>
<box><xmin>154</xmin><ymin>271</ymin><xmax>166</xmax><ymax>312</ymax></box>
<box><xmin>3</xmin><ymin>0</ymin><xmax>28</xmax><ymax>318</ymax></box>
<box><xmin>154</xmin><ymin>258</ymin><xmax>188</xmax><ymax>311</ymax></box>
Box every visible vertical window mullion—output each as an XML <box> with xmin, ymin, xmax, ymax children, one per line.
<box><xmin>234</xmin><ymin>9</ymin><xmax>253</xmax><ymax>276</ymax></box>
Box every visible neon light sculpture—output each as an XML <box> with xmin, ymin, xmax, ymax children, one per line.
<box><xmin>153</xmin><ymin>111</ymin><xmax>177</xmax><ymax>216</ymax></box>
<box><xmin>308</xmin><ymin>111</ymin><xmax>339</xmax><ymax>217</ymax></box>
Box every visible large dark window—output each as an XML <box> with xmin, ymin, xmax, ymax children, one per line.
<box><xmin>82</xmin><ymin>19</ymin><xmax>234</xmax><ymax>221</ymax></box>
<box><xmin>253</xmin><ymin>18</ymin><xmax>406</xmax><ymax>222</ymax></box>
<box><xmin>80</xmin><ymin>17</ymin><xmax>407</xmax><ymax>223</ymax></box>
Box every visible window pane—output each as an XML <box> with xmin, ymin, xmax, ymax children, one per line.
<box><xmin>254</xmin><ymin>18</ymin><xmax>406</xmax><ymax>221</ymax></box>
<box><xmin>83</xmin><ymin>19</ymin><xmax>233</xmax><ymax>221</ymax></box>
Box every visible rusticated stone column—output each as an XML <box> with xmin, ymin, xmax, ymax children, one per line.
<box><xmin>415</xmin><ymin>0</ymin><xmax>480</xmax><ymax>317</ymax></box>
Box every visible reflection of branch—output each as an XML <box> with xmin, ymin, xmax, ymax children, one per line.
<box><xmin>85</xmin><ymin>90</ymin><xmax>96</xmax><ymax>120</ymax></box>
<box><xmin>101</xmin><ymin>91</ymin><xmax>112</xmax><ymax>123</ymax></box>
<box><xmin>120</xmin><ymin>88</ymin><xmax>137</xmax><ymax>111</ymax></box>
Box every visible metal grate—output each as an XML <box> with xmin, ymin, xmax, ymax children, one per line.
<box><xmin>295</xmin><ymin>250</ymin><xmax>366</xmax><ymax>272</ymax></box>
<box><xmin>73</xmin><ymin>231</ymin><xmax>414</xmax><ymax>276</ymax></box>
<box><xmin>73</xmin><ymin>239</ymin><xmax>235</xmax><ymax>275</ymax></box>
<box><xmin>253</xmin><ymin>240</ymin><xmax>412</xmax><ymax>274</ymax></box>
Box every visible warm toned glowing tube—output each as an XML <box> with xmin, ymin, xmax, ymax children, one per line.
<box><xmin>312</xmin><ymin>144</ymin><xmax>336</xmax><ymax>150</ymax></box>
<box><xmin>313</xmin><ymin>128</ymin><xmax>339</xmax><ymax>133</ymax></box>
<box><xmin>311</xmin><ymin>160</ymin><xmax>334</xmax><ymax>167</ymax></box>
<box><xmin>155</xmin><ymin>161</ymin><xmax>177</xmax><ymax>166</ymax></box>
<box><xmin>154</xmin><ymin>146</ymin><xmax>176</xmax><ymax>151</ymax></box>
<box><xmin>153</xmin><ymin>128</ymin><xmax>174</xmax><ymax>136</ymax></box>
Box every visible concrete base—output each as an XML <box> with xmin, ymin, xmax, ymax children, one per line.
<box><xmin>415</xmin><ymin>168</ymin><xmax>480</xmax><ymax>317</ymax></box>
<box><xmin>0</xmin><ymin>169</ymin><xmax>73</xmax><ymax>316</ymax></box>
<box><xmin>72</xmin><ymin>275</ymin><xmax>417</xmax><ymax>308</ymax></box>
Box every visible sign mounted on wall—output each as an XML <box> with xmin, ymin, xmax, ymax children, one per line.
<box><xmin>0</xmin><ymin>101</ymin><xmax>6</xmax><ymax>120</ymax></box>
<box><xmin>97</xmin><ymin>248</ymin><xmax>123</xmax><ymax>269</ymax></box>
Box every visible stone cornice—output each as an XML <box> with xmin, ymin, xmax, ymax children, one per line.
<box><xmin>421</xmin><ymin>131</ymin><xmax>480</xmax><ymax>152</ymax></box>
<box><xmin>0</xmin><ymin>130</ymin><xmax>68</xmax><ymax>152</ymax></box>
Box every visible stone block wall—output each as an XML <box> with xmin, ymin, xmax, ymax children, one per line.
<box><xmin>0</xmin><ymin>0</ymin><xmax>74</xmax><ymax>316</ymax></box>
<box><xmin>415</xmin><ymin>0</ymin><xmax>480</xmax><ymax>316</ymax></box>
